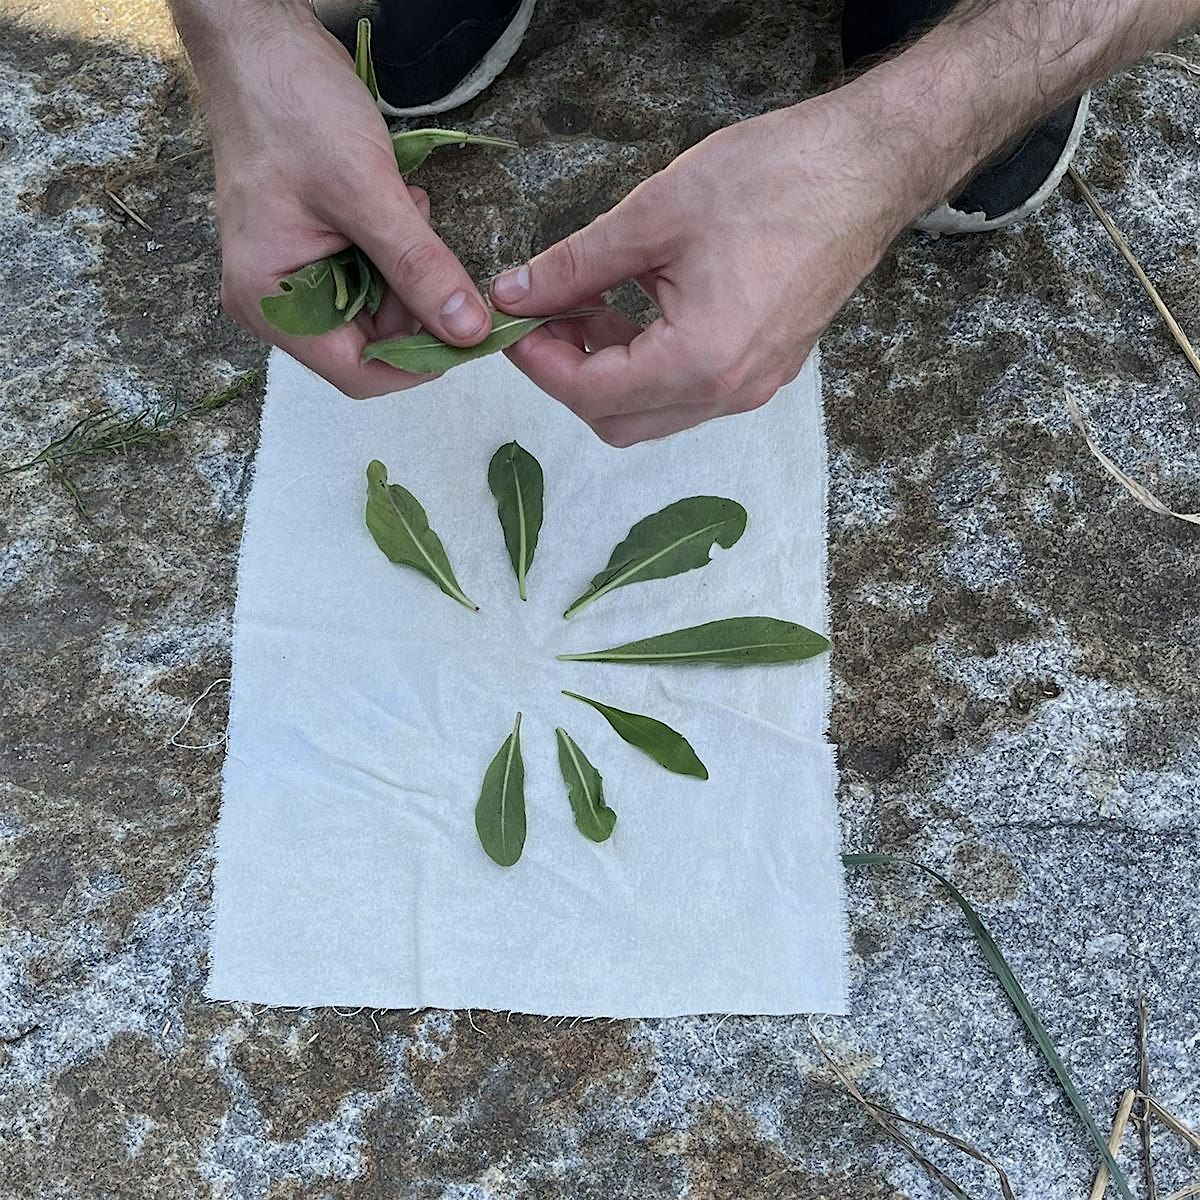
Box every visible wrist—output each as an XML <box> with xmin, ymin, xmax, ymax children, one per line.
<box><xmin>170</xmin><ymin>0</ymin><xmax>315</xmax><ymax>81</ymax></box>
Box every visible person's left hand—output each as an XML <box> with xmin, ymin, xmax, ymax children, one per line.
<box><xmin>490</xmin><ymin>92</ymin><xmax>925</xmax><ymax>445</ymax></box>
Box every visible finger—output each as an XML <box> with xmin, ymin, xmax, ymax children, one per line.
<box><xmin>273</xmin><ymin>321</ymin><xmax>437</xmax><ymax>399</ymax></box>
<box><xmin>407</xmin><ymin>185</ymin><xmax>431</xmax><ymax>223</ymax></box>
<box><xmin>539</xmin><ymin>301</ymin><xmax>641</xmax><ymax>353</ymax></box>
<box><xmin>505</xmin><ymin>319</ymin><xmax>705</xmax><ymax>420</ymax></box>
<box><xmin>362</xmin><ymin>287</ymin><xmax>422</xmax><ymax>341</ymax></box>
<box><xmin>336</xmin><ymin>183</ymin><xmax>490</xmax><ymax>347</ymax></box>
<box><xmin>590</xmin><ymin>400</ymin><xmax>724</xmax><ymax>447</ymax></box>
<box><xmin>490</xmin><ymin>203</ymin><xmax>661</xmax><ymax>317</ymax></box>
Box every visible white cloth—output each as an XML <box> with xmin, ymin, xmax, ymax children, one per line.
<box><xmin>206</xmin><ymin>349</ymin><xmax>846</xmax><ymax>1017</ymax></box>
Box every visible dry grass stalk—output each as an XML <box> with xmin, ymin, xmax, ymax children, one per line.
<box><xmin>1162</xmin><ymin>1185</ymin><xmax>1200</xmax><ymax>1200</ymax></box>
<box><xmin>1137</xmin><ymin>997</ymin><xmax>1159</xmax><ymax>1200</ymax></box>
<box><xmin>1090</xmin><ymin>1089</ymin><xmax>1138</xmax><ymax>1200</ymax></box>
<box><xmin>807</xmin><ymin>1024</ymin><xmax>1015</xmax><ymax>1200</ymax></box>
<box><xmin>1152</xmin><ymin>51</ymin><xmax>1200</xmax><ymax>77</ymax></box>
<box><xmin>1067</xmin><ymin>393</ymin><xmax>1200</xmax><ymax>524</ymax></box>
<box><xmin>1064</xmin><ymin>168</ymin><xmax>1200</xmax><ymax>525</ymax></box>
<box><xmin>104</xmin><ymin>187</ymin><xmax>153</xmax><ymax>233</ymax></box>
<box><xmin>1143</xmin><ymin>1095</ymin><xmax>1200</xmax><ymax>1152</ymax></box>
<box><xmin>1068</xmin><ymin>167</ymin><xmax>1200</xmax><ymax>379</ymax></box>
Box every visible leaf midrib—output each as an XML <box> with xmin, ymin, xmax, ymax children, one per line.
<box><xmin>562</xmin><ymin>733</ymin><xmax>602</xmax><ymax>823</ymax></box>
<box><xmin>382</xmin><ymin>482</ymin><xmax>466</xmax><ymax>604</ymax></box>
<box><xmin>574</xmin><ymin>515</ymin><xmax>736</xmax><ymax>612</ymax></box>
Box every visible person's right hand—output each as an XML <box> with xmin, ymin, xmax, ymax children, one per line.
<box><xmin>191</xmin><ymin>2</ymin><xmax>492</xmax><ymax>397</ymax></box>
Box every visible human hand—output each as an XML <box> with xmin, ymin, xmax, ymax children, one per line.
<box><xmin>491</xmin><ymin>91</ymin><xmax>927</xmax><ymax>444</ymax></box>
<box><xmin>188</xmin><ymin>2</ymin><xmax>492</xmax><ymax>397</ymax></box>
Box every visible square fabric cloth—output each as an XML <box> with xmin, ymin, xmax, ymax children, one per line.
<box><xmin>207</xmin><ymin>348</ymin><xmax>847</xmax><ymax>1017</ymax></box>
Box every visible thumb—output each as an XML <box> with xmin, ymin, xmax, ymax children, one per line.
<box><xmin>491</xmin><ymin>205</ymin><xmax>650</xmax><ymax>316</ymax></box>
<box><xmin>345</xmin><ymin>188</ymin><xmax>490</xmax><ymax>346</ymax></box>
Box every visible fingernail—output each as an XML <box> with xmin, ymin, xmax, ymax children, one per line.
<box><xmin>441</xmin><ymin>290</ymin><xmax>488</xmax><ymax>339</ymax></box>
<box><xmin>492</xmin><ymin>264</ymin><xmax>530</xmax><ymax>304</ymax></box>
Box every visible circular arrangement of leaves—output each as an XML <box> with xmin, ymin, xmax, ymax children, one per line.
<box><xmin>365</xmin><ymin>443</ymin><xmax>830</xmax><ymax>869</ymax></box>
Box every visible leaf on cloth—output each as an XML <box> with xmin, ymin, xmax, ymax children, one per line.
<box><xmin>488</xmin><ymin>441</ymin><xmax>544</xmax><ymax>600</ymax></box>
<box><xmin>562</xmin><ymin>690</ymin><xmax>708</xmax><ymax>779</ymax></box>
<box><xmin>563</xmin><ymin>495</ymin><xmax>747</xmax><ymax>618</ymax></box>
<box><xmin>558</xmin><ymin>617</ymin><xmax>829</xmax><ymax>665</ymax></box>
<box><xmin>364</xmin><ymin>460</ymin><xmax>478</xmax><ymax>610</ymax></box>
<box><xmin>475</xmin><ymin>713</ymin><xmax>526</xmax><ymax>866</ymax></box>
<box><xmin>555</xmin><ymin>727</ymin><xmax>616</xmax><ymax>843</ymax></box>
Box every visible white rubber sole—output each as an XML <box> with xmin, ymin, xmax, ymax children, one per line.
<box><xmin>916</xmin><ymin>91</ymin><xmax>1091</xmax><ymax>236</ymax></box>
<box><xmin>376</xmin><ymin>0</ymin><xmax>537</xmax><ymax>117</ymax></box>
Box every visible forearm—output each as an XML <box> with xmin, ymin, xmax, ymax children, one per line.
<box><xmin>837</xmin><ymin>0</ymin><xmax>1200</xmax><ymax>229</ymax></box>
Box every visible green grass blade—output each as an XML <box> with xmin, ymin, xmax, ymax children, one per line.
<box><xmin>843</xmin><ymin>852</ymin><xmax>1134</xmax><ymax>1200</ymax></box>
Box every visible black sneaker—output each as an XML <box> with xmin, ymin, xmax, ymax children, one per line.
<box><xmin>841</xmin><ymin>0</ymin><xmax>1089</xmax><ymax>233</ymax></box>
<box><xmin>314</xmin><ymin>0</ymin><xmax>537</xmax><ymax>117</ymax></box>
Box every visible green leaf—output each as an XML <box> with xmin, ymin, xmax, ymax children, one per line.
<box><xmin>260</xmin><ymin>260</ymin><xmax>344</xmax><ymax>337</ymax></box>
<box><xmin>555</xmin><ymin>727</ymin><xmax>616</xmax><ymax>843</ymax></box>
<box><xmin>354</xmin><ymin>17</ymin><xmax>379</xmax><ymax>101</ymax></box>
<box><xmin>364</xmin><ymin>460</ymin><xmax>478</xmax><ymax>611</ymax></box>
<box><xmin>558</xmin><ymin>616</ymin><xmax>830</xmax><ymax>665</ymax></box>
<box><xmin>843</xmin><ymin>853</ymin><xmax>1134</xmax><ymax>1200</ymax></box>
<box><xmin>562</xmin><ymin>691</ymin><xmax>708</xmax><ymax>779</ymax></box>
<box><xmin>392</xmin><ymin>128</ymin><xmax>518</xmax><ymax>175</ymax></box>
<box><xmin>475</xmin><ymin>713</ymin><xmax>526</xmax><ymax>866</ymax></box>
<box><xmin>563</xmin><ymin>495</ymin><xmax>747</xmax><ymax>618</ymax></box>
<box><xmin>487</xmin><ymin>441</ymin><xmax>544</xmax><ymax>600</ymax></box>
<box><xmin>361</xmin><ymin>308</ymin><xmax>602</xmax><ymax>374</ymax></box>
<box><xmin>261</xmin><ymin>249</ymin><xmax>385</xmax><ymax>336</ymax></box>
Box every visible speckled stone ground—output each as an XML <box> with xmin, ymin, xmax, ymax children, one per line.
<box><xmin>1</xmin><ymin>2</ymin><xmax>1198</xmax><ymax>1197</ymax></box>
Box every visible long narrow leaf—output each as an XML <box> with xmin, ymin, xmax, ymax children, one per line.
<box><xmin>475</xmin><ymin>713</ymin><xmax>526</xmax><ymax>866</ymax></box>
<box><xmin>364</xmin><ymin>460</ymin><xmax>478</xmax><ymax>611</ymax></box>
<box><xmin>843</xmin><ymin>852</ymin><xmax>1134</xmax><ymax>1200</ymax></box>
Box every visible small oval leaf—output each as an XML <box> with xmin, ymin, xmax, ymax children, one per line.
<box><xmin>361</xmin><ymin>308</ymin><xmax>603</xmax><ymax>374</ymax></box>
<box><xmin>364</xmin><ymin>460</ymin><xmax>478</xmax><ymax>611</ymax></box>
<box><xmin>562</xmin><ymin>691</ymin><xmax>708</xmax><ymax>779</ymax></box>
<box><xmin>392</xmin><ymin>128</ymin><xmax>518</xmax><ymax>174</ymax></box>
<box><xmin>557</xmin><ymin>617</ymin><xmax>830</xmax><ymax>665</ymax></box>
<box><xmin>556</xmin><ymin>727</ymin><xmax>616</xmax><ymax>843</ymax></box>
<box><xmin>563</xmin><ymin>496</ymin><xmax>747</xmax><ymax>618</ymax></box>
<box><xmin>475</xmin><ymin>713</ymin><xmax>526</xmax><ymax>867</ymax></box>
<box><xmin>488</xmin><ymin>441</ymin><xmax>544</xmax><ymax>600</ymax></box>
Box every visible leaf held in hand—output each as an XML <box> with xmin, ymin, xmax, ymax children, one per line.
<box><xmin>556</xmin><ymin>727</ymin><xmax>616</xmax><ymax>843</ymax></box>
<box><xmin>558</xmin><ymin>616</ymin><xmax>830</xmax><ymax>665</ymax></box>
<box><xmin>354</xmin><ymin>18</ymin><xmax>379</xmax><ymax>101</ymax></box>
<box><xmin>361</xmin><ymin>309</ymin><xmax>602</xmax><ymax>374</ymax></box>
<box><xmin>392</xmin><ymin>128</ymin><xmax>519</xmax><ymax>175</ymax></box>
<box><xmin>475</xmin><ymin>713</ymin><xmax>526</xmax><ymax>866</ymax></box>
<box><xmin>488</xmin><ymin>441</ymin><xmax>544</xmax><ymax>600</ymax></box>
<box><xmin>260</xmin><ymin>260</ymin><xmax>344</xmax><ymax>336</ymax></box>
<box><xmin>563</xmin><ymin>495</ymin><xmax>747</xmax><ymax>618</ymax></box>
<box><xmin>562</xmin><ymin>691</ymin><xmax>708</xmax><ymax>779</ymax></box>
<box><xmin>364</xmin><ymin>460</ymin><xmax>478</xmax><ymax>611</ymax></box>
<box><xmin>261</xmin><ymin>250</ymin><xmax>385</xmax><ymax>336</ymax></box>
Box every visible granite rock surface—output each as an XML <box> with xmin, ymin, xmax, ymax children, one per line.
<box><xmin>1</xmin><ymin>1</ymin><xmax>1198</xmax><ymax>1197</ymax></box>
